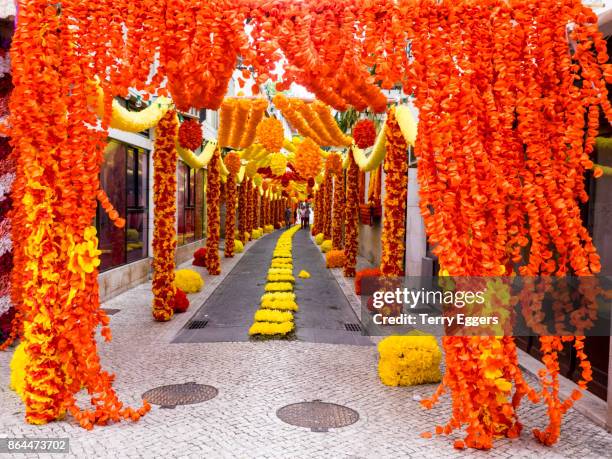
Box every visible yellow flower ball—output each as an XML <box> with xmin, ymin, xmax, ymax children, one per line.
<box><xmin>377</xmin><ymin>335</ymin><xmax>442</xmax><ymax>386</ymax></box>
<box><xmin>174</xmin><ymin>269</ymin><xmax>204</xmax><ymax>293</ymax></box>
<box><xmin>315</xmin><ymin>233</ymin><xmax>324</xmax><ymax>245</ymax></box>
<box><xmin>320</xmin><ymin>240</ymin><xmax>332</xmax><ymax>253</ymax></box>
<box><xmin>234</xmin><ymin>239</ymin><xmax>244</xmax><ymax>253</ymax></box>
<box><xmin>298</xmin><ymin>270</ymin><xmax>311</xmax><ymax>279</ymax></box>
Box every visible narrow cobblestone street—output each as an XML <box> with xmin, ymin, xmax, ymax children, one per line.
<box><xmin>1</xmin><ymin>231</ymin><xmax>611</xmax><ymax>458</ymax></box>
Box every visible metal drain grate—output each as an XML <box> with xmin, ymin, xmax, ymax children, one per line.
<box><xmin>277</xmin><ymin>400</ymin><xmax>359</xmax><ymax>432</ymax></box>
<box><xmin>344</xmin><ymin>323</ymin><xmax>362</xmax><ymax>332</ymax></box>
<box><xmin>142</xmin><ymin>382</ymin><xmax>218</xmax><ymax>409</ymax></box>
<box><xmin>102</xmin><ymin>308</ymin><xmax>121</xmax><ymax>315</ymax></box>
<box><xmin>187</xmin><ymin>320</ymin><xmax>209</xmax><ymax>330</ymax></box>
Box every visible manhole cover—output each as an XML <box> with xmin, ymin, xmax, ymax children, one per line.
<box><xmin>276</xmin><ymin>400</ymin><xmax>359</xmax><ymax>432</ymax></box>
<box><xmin>142</xmin><ymin>382</ymin><xmax>218</xmax><ymax>409</ymax></box>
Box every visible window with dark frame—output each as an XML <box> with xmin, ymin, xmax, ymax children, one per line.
<box><xmin>177</xmin><ymin>161</ymin><xmax>205</xmax><ymax>246</ymax></box>
<box><xmin>96</xmin><ymin>140</ymin><xmax>149</xmax><ymax>272</ymax></box>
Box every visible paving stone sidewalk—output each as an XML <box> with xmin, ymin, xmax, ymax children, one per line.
<box><xmin>0</xmin><ymin>231</ymin><xmax>611</xmax><ymax>458</ymax></box>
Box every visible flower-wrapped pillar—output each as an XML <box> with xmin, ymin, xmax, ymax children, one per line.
<box><xmin>205</xmin><ymin>148</ymin><xmax>221</xmax><ymax>275</ymax></box>
<box><xmin>244</xmin><ymin>178</ymin><xmax>253</xmax><ymax>240</ymax></box>
<box><xmin>380</xmin><ymin>107</ymin><xmax>407</xmax><ymax>277</ymax></box>
<box><xmin>238</xmin><ymin>180</ymin><xmax>247</xmax><ymax>242</ymax></box>
<box><xmin>332</xmin><ymin>174</ymin><xmax>345</xmax><ymax>249</ymax></box>
<box><xmin>10</xmin><ymin>3</ymin><xmax>149</xmax><ymax>428</ymax></box>
<box><xmin>344</xmin><ymin>148</ymin><xmax>359</xmax><ymax>277</ymax></box>
<box><xmin>250</xmin><ymin>184</ymin><xmax>257</xmax><ymax>233</ymax></box>
<box><xmin>322</xmin><ymin>172</ymin><xmax>333</xmax><ymax>240</ymax></box>
<box><xmin>223</xmin><ymin>152</ymin><xmax>241</xmax><ymax>258</ymax></box>
<box><xmin>254</xmin><ymin>188</ymin><xmax>261</xmax><ymax>230</ymax></box>
<box><xmin>152</xmin><ymin>111</ymin><xmax>179</xmax><ymax>321</ymax></box>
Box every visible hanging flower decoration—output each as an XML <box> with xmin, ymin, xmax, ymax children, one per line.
<box><xmin>205</xmin><ymin>148</ymin><xmax>221</xmax><ymax>275</ymax></box>
<box><xmin>96</xmin><ymin>189</ymin><xmax>126</xmax><ymax>229</ymax></box>
<box><xmin>353</xmin><ymin>119</ymin><xmax>376</xmax><ymax>149</ymax></box>
<box><xmin>344</xmin><ymin>148</ymin><xmax>359</xmax><ymax>277</ymax></box>
<box><xmin>224</xmin><ymin>151</ymin><xmax>242</xmax><ymax>176</ymax></box>
<box><xmin>270</xmin><ymin>152</ymin><xmax>288</xmax><ymax>176</ymax></box>
<box><xmin>152</xmin><ymin>110</ymin><xmax>179</xmax><ymax>322</ymax></box>
<box><xmin>293</xmin><ymin>137</ymin><xmax>322</xmax><ymax>180</ymax></box>
<box><xmin>380</xmin><ymin>108</ymin><xmax>407</xmax><ymax>277</ymax></box>
<box><xmin>325</xmin><ymin>152</ymin><xmax>343</xmax><ymax>176</ymax></box>
<box><xmin>178</xmin><ymin>118</ymin><xmax>203</xmax><ymax>150</ymax></box>
<box><xmin>9</xmin><ymin>0</ymin><xmax>612</xmax><ymax>445</ymax></box>
<box><xmin>256</xmin><ymin>117</ymin><xmax>284</xmax><ymax>152</ymax></box>
<box><xmin>273</xmin><ymin>94</ymin><xmax>352</xmax><ymax>146</ymax></box>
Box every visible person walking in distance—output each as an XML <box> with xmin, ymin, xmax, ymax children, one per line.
<box><xmin>299</xmin><ymin>205</ymin><xmax>306</xmax><ymax>229</ymax></box>
<box><xmin>284</xmin><ymin>205</ymin><xmax>292</xmax><ymax>229</ymax></box>
<box><xmin>303</xmin><ymin>204</ymin><xmax>311</xmax><ymax>229</ymax></box>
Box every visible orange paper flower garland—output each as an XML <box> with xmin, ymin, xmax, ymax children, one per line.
<box><xmin>152</xmin><ymin>111</ymin><xmax>178</xmax><ymax>322</ymax></box>
<box><xmin>293</xmin><ymin>137</ymin><xmax>323</xmax><ymax>180</ymax></box>
<box><xmin>344</xmin><ymin>148</ymin><xmax>359</xmax><ymax>277</ymax></box>
<box><xmin>380</xmin><ymin>107</ymin><xmax>407</xmax><ymax>277</ymax></box>
<box><xmin>224</xmin><ymin>159</ymin><xmax>238</xmax><ymax>258</ymax></box>
<box><xmin>407</xmin><ymin>1</ymin><xmax>612</xmax><ymax>449</ymax></box>
<box><xmin>218</xmin><ymin>98</ymin><xmax>268</xmax><ymax>149</ymax></box>
<box><xmin>205</xmin><ymin>148</ymin><xmax>221</xmax><ymax>275</ymax></box>
<box><xmin>8</xmin><ymin>2</ymin><xmax>149</xmax><ymax>428</ymax></box>
<box><xmin>96</xmin><ymin>189</ymin><xmax>126</xmax><ymax>229</ymax></box>
<box><xmin>255</xmin><ymin>117</ymin><xmax>284</xmax><ymax>152</ymax></box>
<box><xmin>273</xmin><ymin>94</ymin><xmax>352</xmax><ymax>146</ymax></box>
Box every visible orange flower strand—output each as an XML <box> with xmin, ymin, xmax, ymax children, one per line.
<box><xmin>343</xmin><ymin>148</ymin><xmax>359</xmax><ymax>277</ymax></box>
<box><xmin>205</xmin><ymin>148</ymin><xmax>222</xmax><ymax>275</ymax></box>
<box><xmin>380</xmin><ymin>107</ymin><xmax>407</xmax><ymax>277</ymax></box>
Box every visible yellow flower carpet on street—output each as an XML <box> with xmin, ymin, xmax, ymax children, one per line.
<box><xmin>249</xmin><ymin>225</ymin><xmax>300</xmax><ymax>338</ymax></box>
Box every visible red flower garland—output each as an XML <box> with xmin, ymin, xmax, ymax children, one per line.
<box><xmin>178</xmin><ymin>118</ymin><xmax>203</xmax><ymax>150</ymax></box>
<box><xmin>352</xmin><ymin>119</ymin><xmax>376</xmax><ymax>149</ymax></box>
<box><xmin>205</xmin><ymin>148</ymin><xmax>221</xmax><ymax>275</ymax></box>
<box><xmin>344</xmin><ymin>148</ymin><xmax>359</xmax><ymax>276</ymax></box>
<box><xmin>152</xmin><ymin>110</ymin><xmax>178</xmax><ymax>322</ymax></box>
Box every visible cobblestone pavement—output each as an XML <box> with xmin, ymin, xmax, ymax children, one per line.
<box><xmin>0</xmin><ymin>231</ymin><xmax>611</xmax><ymax>458</ymax></box>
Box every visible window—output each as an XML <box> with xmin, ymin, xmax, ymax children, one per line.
<box><xmin>97</xmin><ymin>140</ymin><xmax>149</xmax><ymax>271</ymax></box>
<box><xmin>177</xmin><ymin>161</ymin><xmax>205</xmax><ymax>245</ymax></box>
